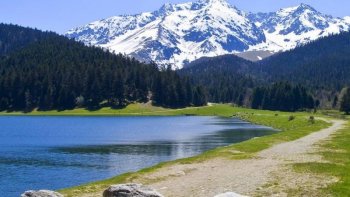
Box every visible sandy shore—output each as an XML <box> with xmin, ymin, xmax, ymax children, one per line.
<box><xmin>134</xmin><ymin>119</ymin><xmax>346</xmax><ymax>197</ymax></box>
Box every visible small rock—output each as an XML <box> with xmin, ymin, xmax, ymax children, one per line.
<box><xmin>21</xmin><ymin>190</ymin><xmax>63</xmax><ymax>197</ymax></box>
<box><xmin>103</xmin><ymin>183</ymin><xmax>163</xmax><ymax>197</ymax></box>
<box><xmin>174</xmin><ymin>171</ymin><xmax>186</xmax><ymax>176</ymax></box>
<box><xmin>214</xmin><ymin>192</ymin><xmax>249</xmax><ymax>197</ymax></box>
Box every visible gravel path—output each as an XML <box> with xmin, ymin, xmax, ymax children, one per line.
<box><xmin>141</xmin><ymin>119</ymin><xmax>346</xmax><ymax>197</ymax></box>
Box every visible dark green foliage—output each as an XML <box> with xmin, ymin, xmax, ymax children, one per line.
<box><xmin>340</xmin><ymin>87</ymin><xmax>350</xmax><ymax>114</ymax></box>
<box><xmin>332</xmin><ymin>96</ymin><xmax>338</xmax><ymax>109</ymax></box>
<box><xmin>0</xmin><ymin>23</ymin><xmax>56</xmax><ymax>56</ymax></box>
<box><xmin>288</xmin><ymin>116</ymin><xmax>295</xmax><ymax>121</ymax></box>
<box><xmin>254</xmin><ymin>32</ymin><xmax>350</xmax><ymax>90</ymax></box>
<box><xmin>3</xmin><ymin>23</ymin><xmax>350</xmax><ymax>112</ymax></box>
<box><xmin>251</xmin><ymin>82</ymin><xmax>315</xmax><ymax>112</ymax></box>
<box><xmin>0</xmin><ymin>25</ymin><xmax>206</xmax><ymax>111</ymax></box>
<box><xmin>192</xmin><ymin>86</ymin><xmax>207</xmax><ymax>106</ymax></box>
<box><xmin>180</xmin><ymin>55</ymin><xmax>254</xmax><ymax>105</ymax></box>
<box><xmin>151</xmin><ymin>66</ymin><xmax>206</xmax><ymax>108</ymax></box>
<box><xmin>182</xmin><ymin>32</ymin><xmax>350</xmax><ymax>109</ymax></box>
<box><xmin>309</xmin><ymin>116</ymin><xmax>315</xmax><ymax>124</ymax></box>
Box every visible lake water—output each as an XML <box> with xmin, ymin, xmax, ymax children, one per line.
<box><xmin>0</xmin><ymin>116</ymin><xmax>277</xmax><ymax>196</ymax></box>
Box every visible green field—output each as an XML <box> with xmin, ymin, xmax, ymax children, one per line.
<box><xmin>293</xmin><ymin>119</ymin><xmax>350</xmax><ymax>196</ymax></box>
<box><xmin>39</xmin><ymin>104</ymin><xmax>335</xmax><ymax>197</ymax></box>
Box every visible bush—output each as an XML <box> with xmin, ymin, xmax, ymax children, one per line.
<box><xmin>288</xmin><ymin>115</ymin><xmax>295</xmax><ymax>121</ymax></box>
<box><xmin>309</xmin><ymin>116</ymin><xmax>315</xmax><ymax>124</ymax></box>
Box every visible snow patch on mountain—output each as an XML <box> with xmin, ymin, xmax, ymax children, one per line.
<box><xmin>66</xmin><ymin>0</ymin><xmax>350</xmax><ymax>68</ymax></box>
<box><xmin>344</xmin><ymin>16</ymin><xmax>350</xmax><ymax>23</ymax></box>
<box><xmin>248</xmin><ymin>4</ymin><xmax>350</xmax><ymax>52</ymax></box>
<box><xmin>67</xmin><ymin>0</ymin><xmax>265</xmax><ymax>68</ymax></box>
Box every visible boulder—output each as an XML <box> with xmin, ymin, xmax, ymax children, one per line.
<box><xmin>103</xmin><ymin>183</ymin><xmax>163</xmax><ymax>197</ymax></box>
<box><xmin>21</xmin><ymin>190</ymin><xmax>63</xmax><ymax>197</ymax></box>
<box><xmin>214</xmin><ymin>192</ymin><xmax>249</xmax><ymax>197</ymax></box>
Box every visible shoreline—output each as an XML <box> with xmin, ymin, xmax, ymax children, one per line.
<box><xmin>55</xmin><ymin>105</ymin><xmax>335</xmax><ymax>196</ymax></box>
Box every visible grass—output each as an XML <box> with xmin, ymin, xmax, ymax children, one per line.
<box><xmin>0</xmin><ymin>103</ymin><xmax>246</xmax><ymax>117</ymax></box>
<box><xmin>0</xmin><ymin>102</ymin><xmax>328</xmax><ymax>118</ymax></box>
<box><xmin>53</xmin><ymin>104</ymin><xmax>332</xmax><ymax>197</ymax></box>
<box><xmin>0</xmin><ymin>103</ymin><xmax>168</xmax><ymax>116</ymax></box>
<box><xmin>293</xmin><ymin>117</ymin><xmax>350</xmax><ymax>196</ymax></box>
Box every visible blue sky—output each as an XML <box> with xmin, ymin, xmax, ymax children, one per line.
<box><xmin>1</xmin><ymin>0</ymin><xmax>349</xmax><ymax>34</ymax></box>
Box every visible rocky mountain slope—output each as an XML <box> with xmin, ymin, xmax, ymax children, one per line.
<box><xmin>66</xmin><ymin>0</ymin><xmax>350</xmax><ymax>68</ymax></box>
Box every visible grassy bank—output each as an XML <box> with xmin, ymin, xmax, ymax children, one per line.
<box><xmin>293</xmin><ymin>117</ymin><xmax>350</xmax><ymax>196</ymax></box>
<box><xmin>56</xmin><ymin>104</ymin><xmax>332</xmax><ymax>197</ymax></box>
<box><xmin>0</xmin><ymin>103</ymin><xmax>241</xmax><ymax>116</ymax></box>
<box><xmin>0</xmin><ymin>103</ymin><xmax>168</xmax><ymax>116</ymax></box>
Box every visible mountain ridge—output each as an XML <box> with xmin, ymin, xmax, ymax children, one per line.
<box><xmin>66</xmin><ymin>0</ymin><xmax>350</xmax><ymax>68</ymax></box>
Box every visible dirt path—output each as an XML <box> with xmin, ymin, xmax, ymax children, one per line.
<box><xmin>137</xmin><ymin>119</ymin><xmax>346</xmax><ymax>197</ymax></box>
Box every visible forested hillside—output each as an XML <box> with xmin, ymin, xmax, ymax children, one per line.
<box><xmin>0</xmin><ymin>23</ymin><xmax>56</xmax><ymax>56</ymax></box>
<box><xmin>251</xmin><ymin>82</ymin><xmax>315</xmax><ymax>111</ymax></box>
<box><xmin>255</xmin><ymin>32</ymin><xmax>350</xmax><ymax>90</ymax></box>
<box><xmin>0</xmin><ymin>25</ymin><xmax>206</xmax><ymax>111</ymax></box>
<box><xmin>1</xmin><ymin>23</ymin><xmax>349</xmax><ymax>112</ymax></box>
<box><xmin>180</xmin><ymin>55</ymin><xmax>255</xmax><ymax>105</ymax></box>
<box><xmin>181</xmin><ymin>32</ymin><xmax>350</xmax><ymax>110</ymax></box>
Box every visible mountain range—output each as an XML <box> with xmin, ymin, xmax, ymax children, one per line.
<box><xmin>1</xmin><ymin>21</ymin><xmax>350</xmax><ymax>111</ymax></box>
<box><xmin>66</xmin><ymin>0</ymin><xmax>350</xmax><ymax>68</ymax></box>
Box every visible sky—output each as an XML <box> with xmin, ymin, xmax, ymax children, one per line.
<box><xmin>1</xmin><ymin>0</ymin><xmax>349</xmax><ymax>34</ymax></box>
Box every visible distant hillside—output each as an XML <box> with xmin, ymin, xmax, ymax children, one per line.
<box><xmin>255</xmin><ymin>31</ymin><xmax>350</xmax><ymax>91</ymax></box>
<box><xmin>180</xmin><ymin>54</ymin><xmax>255</xmax><ymax>105</ymax></box>
<box><xmin>0</xmin><ymin>24</ymin><xmax>206</xmax><ymax>111</ymax></box>
<box><xmin>183</xmin><ymin>32</ymin><xmax>350</xmax><ymax>92</ymax></box>
<box><xmin>180</xmin><ymin>32</ymin><xmax>350</xmax><ymax>108</ymax></box>
<box><xmin>0</xmin><ymin>23</ymin><xmax>56</xmax><ymax>56</ymax></box>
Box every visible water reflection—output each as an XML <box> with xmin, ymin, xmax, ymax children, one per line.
<box><xmin>0</xmin><ymin>116</ymin><xmax>277</xmax><ymax>196</ymax></box>
<box><xmin>54</xmin><ymin>128</ymin><xmax>276</xmax><ymax>156</ymax></box>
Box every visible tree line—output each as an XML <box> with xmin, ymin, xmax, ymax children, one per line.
<box><xmin>340</xmin><ymin>87</ymin><xmax>350</xmax><ymax>114</ymax></box>
<box><xmin>0</xmin><ymin>23</ymin><xmax>56</xmax><ymax>56</ymax></box>
<box><xmin>0</xmin><ymin>32</ymin><xmax>206</xmax><ymax>111</ymax></box>
<box><xmin>180</xmin><ymin>55</ymin><xmax>254</xmax><ymax>106</ymax></box>
<box><xmin>2</xmin><ymin>23</ymin><xmax>350</xmax><ymax>113</ymax></box>
<box><xmin>251</xmin><ymin>82</ymin><xmax>315</xmax><ymax>112</ymax></box>
<box><xmin>251</xmin><ymin>32</ymin><xmax>350</xmax><ymax>93</ymax></box>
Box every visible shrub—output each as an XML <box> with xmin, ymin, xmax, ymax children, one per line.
<box><xmin>288</xmin><ymin>115</ymin><xmax>295</xmax><ymax>121</ymax></box>
<box><xmin>309</xmin><ymin>116</ymin><xmax>315</xmax><ymax>124</ymax></box>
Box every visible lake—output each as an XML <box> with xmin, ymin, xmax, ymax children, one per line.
<box><xmin>0</xmin><ymin>116</ymin><xmax>277</xmax><ymax>196</ymax></box>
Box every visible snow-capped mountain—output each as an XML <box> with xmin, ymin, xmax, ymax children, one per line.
<box><xmin>66</xmin><ymin>0</ymin><xmax>350</xmax><ymax>68</ymax></box>
<box><xmin>248</xmin><ymin>3</ymin><xmax>350</xmax><ymax>51</ymax></box>
<box><xmin>344</xmin><ymin>16</ymin><xmax>350</xmax><ymax>23</ymax></box>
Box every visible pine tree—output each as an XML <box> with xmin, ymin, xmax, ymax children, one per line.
<box><xmin>332</xmin><ymin>96</ymin><xmax>338</xmax><ymax>109</ymax></box>
<box><xmin>340</xmin><ymin>87</ymin><xmax>350</xmax><ymax>114</ymax></box>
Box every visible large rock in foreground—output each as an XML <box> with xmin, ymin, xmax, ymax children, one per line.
<box><xmin>103</xmin><ymin>183</ymin><xmax>163</xmax><ymax>197</ymax></box>
<box><xmin>214</xmin><ymin>192</ymin><xmax>249</xmax><ymax>197</ymax></box>
<box><xmin>21</xmin><ymin>190</ymin><xmax>63</xmax><ymax>197</ymax></box>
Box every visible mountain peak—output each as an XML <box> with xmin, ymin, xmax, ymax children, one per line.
<box><xmin>296</xmin><ymin>3</ymin><xmax>318</xmax><ymax>13</ymax></box>
<box><xmin>277</xmin><ymin>3</ymin><xmax>318</xmax><ymax>17</ymax></box>
<box><xmin>298</xmin><ymin>3</ymin><xmax>314</xmax><ymax>9</ymax></box>
<box><xmin>67</xmin><ymin>1</ymin><xmax>350</xmax><ymax>68</ymax></box>
<box><xmin>197</xmin><ymin>0</ymin><xmax>229</xmax><ymax>6</ymax></box>
<box><xmin>158</xmin><ymin>3</ymin><xmax>175</xmax><ymax>15</ymax></box>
